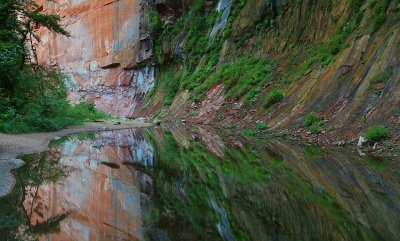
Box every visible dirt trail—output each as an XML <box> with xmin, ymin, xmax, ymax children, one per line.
<box><xmin>0</xmin><ymin>120</ymin><xmax>153</xmax><ymax>159</ymax></box>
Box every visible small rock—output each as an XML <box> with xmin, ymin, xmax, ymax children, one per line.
<box><xmin>357</xmin><ymin>149</ymin><xmax>366</xmax><ymax>156</ymax></box>
<box><xmin>233</xmin><ymin>102</ymin><xmax>243</xmax><ymax>110</ymax></box>
<box><xmin>333</xmin><ymin>140</ymin><xmax>345</xmax><ymax>146</ymax></box>
<box><xmin>154</xmin><ymin>120</ymin><xmax>161</xmax><ymax>126</ymax></box>
<box><xmin>190</xmin><ymin>102</ymin><xmax>197</xmax><ymax>109</ymax></box>
<box><xmin>53</xmin><ymin>136</ymin><xmax>61</xmax><ymax>140</ymax></box>
<box><xmin>372</xmin><ymin>142</ymin><xmax>379</xmax><ymax>150</ymax></box>
<box><xmin>114</xmin><ymin>121</ymin><xmax>121</xmax><ymax>125</ymax></box>
<box><xmin>357</xmin><ymin>136</ymin><xmax>367</xmax><ymax>147</ymax></box>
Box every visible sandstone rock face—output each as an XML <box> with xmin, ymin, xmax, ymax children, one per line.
<box><xmin>36</xmin><ymin>0</ymin><xmax>154</xmax><ymax>117</ymax></box>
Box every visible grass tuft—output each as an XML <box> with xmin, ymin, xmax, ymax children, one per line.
<box><xmin>366</xmin><ymin>125</ymin><xmax>388</xmax><ymax>142</ymax></box>
<box><xmin>303</xmin><ymin>112</ymin><xmax>324</xmax><ymax>134</ymax></box>
<box><xmin>263</xmin><ymin>89</ymin><xmax>283</xmax><ymax>108</ymax></box>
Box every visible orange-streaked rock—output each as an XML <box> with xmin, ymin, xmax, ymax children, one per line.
<box><xmin>23</xmin><ymin>129</ymin><xmax>155</xmax><ymax>241</ymax></box>
<box><xmin>35</xmin><ymin>0</ymin><xmax>154</xmax><ymax>117</ymax></box>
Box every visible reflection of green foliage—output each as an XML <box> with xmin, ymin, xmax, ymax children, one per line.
<box><xmin>18</xmin><ymin>152</ymin><xmax>69</xmax><ymax>187</ymax></box>
<box><xmin>370</xmin><ymin>67</ymin><xmax>392</xmax><ymax>85</ymax></box>
<box><xmin>304</xmin><ymin>145</ymin><xmax>325</xmax><ymax>159</ymax></box>
<box><xmin>0</xmin><ymin>148</ymin><xmax>69</xmax><ymax>240</ymax></box>
<box><xmin>371</xmin><ymin>0</ymin><xmax>390</xmax><ymax>32</ymax></box>
<box><xmin>144</xmin><ymin>127</ymin><xmax>391</xmax><ymax>241</ymax></box>
<box><xmin>29</xmin><ymin>214</ymin><xmax>68</xmax><ymax>235</ymax></box>
<box><xmin>0</xmin><ymin>191</ymin><xmax>26</xmax><ymax>241</ymax></box>
<box><xmin>146</xmin><ymin>130</ymin><xmax>273</xmax><ymax>240</ymax></box>
<box><xmin>365</xmin><ymin>155</ymin><xmax>389</xmax><ymax>171</ymax></box>
<box><xmin>284</xmin><ymin>170</ymin><xmax>350</xmax><ymax>226</ymax></box>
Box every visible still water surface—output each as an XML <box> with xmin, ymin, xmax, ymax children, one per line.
<box><xmin>1</xmin><ymin>126</ymin><xmax>399</xmax><ymax>241</ymax></box>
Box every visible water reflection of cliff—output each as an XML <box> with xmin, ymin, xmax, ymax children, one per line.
<box><xmin>1</xmin><ymin>126</ymin><xmax>399</xmax><ymax>241</ymax></box>
<box><xmin>146</xmin><ymin>126</ymin><xmax>400</xmax><ymax>241</ymax></box>
<box><xmin>23</xmin><ymin>129</ymin><xmax>155</xmax><ymax>241</ymax></box>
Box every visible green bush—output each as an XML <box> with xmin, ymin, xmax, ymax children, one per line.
<box><xmin>177</xmin><ymin>57</ymin><xmax>274</xmax><ymax>104</ymax></box>
<box><xmin>144</xmin><ymin>10</ymin><xmax>162</xmax><ymax>34</ymax></box>
<box><xmin>0</xmin><ymin>0</ymin><xmax>103</xmax><ymax>134</ymax></box>
<box><xmin>263</xmin><ymin>89</ymin><xmax>283</xmax><ymax>108</ymax></box>
<box><xmin>371</xmin><ymin>0</ymin><xmax>390</xmax><ymax>32</ymax></box>
<box><xmin>0</xmin><ymin>69</ymin><xmax>109</xmax><ymax>133</ymax></box>
<box><xmin>303</xmin><ymin>112</ymin><xmax>324</xmax><ymax>134</ymax></box>
<box><xmin>255</xmin><ymin>122</ymin><xmax>268</xmax><ymax>130</ymax></box>
<box><xmin>366</xmin><ymin>125</ymin><xmax>388</xmax><ymax>142</ymax></box>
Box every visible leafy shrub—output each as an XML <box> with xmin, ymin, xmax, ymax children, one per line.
<box><xmin>303</xmin><ymin>112</ymin><xmax>324</xmax><ymax>134</ymax></box>
<box><xmin>366</xmin><ymin>125</ymin><xmax>388</xmax><ymax>142</ymax></box>
<box><xmin>255</xmin><ymin>122</ymin><xmax>268</xmax><ymax>130</ymax></box>
<box><xmin>263</xmin><ymin>89</ymin><xmax>283</xmax><ymax>108</ymax></box>
<box><xmin>159</xmin><ymin>70</ymin><xmax>182</xmax><ymax>107</ymax></box>
<box><xmin>365</xmin><ymin>155</ymin><xmax>389</xmax><ymax>171</ymax></box>
<box><xmin>371</xmin><ymin>0</ymin><xmax>390</xmax><ymax>32</ymax></box>
<box><xmin>176</xmin><ymin>57</ymin><xmax>274</xmax><ymax>104</ymax></box>
<box><xmin>0</xmin><ymin>69</ymin><xmax>109</xmax><ymax>133</ymax></box>
<box><xmin>143</xmin><ymin>10</ymin><xmax>162</xmax><ymax>34</ymax></box>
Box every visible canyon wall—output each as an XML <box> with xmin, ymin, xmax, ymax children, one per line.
<box><xmin>142</xmin><ymin>0</ymin><xmax>400</xmax><ymax>141</ymax></box>
<box><xmin>36</xmin><ymin>0</ymin><xmax>154</xmax><ymax>117</ymax></box>
<box><xmin>35</xmin><ymin>0</ymin><xmax>400</xmax><ymax>141</ymax></box>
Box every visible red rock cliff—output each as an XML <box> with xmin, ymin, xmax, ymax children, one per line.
<box><xmin>36</xmin><ymin>0</ymin><xmax>155</xmax><ymax>117</ymax></box>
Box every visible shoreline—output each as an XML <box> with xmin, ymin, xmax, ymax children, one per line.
<box><xmin>0</xmin><ymin>120</ymin><xmax>154</xmax><ymax>160</ymax></box>
<box><xmin>0</xmin><ymin>119</ymin><xmax>154</xmax><ymax>197</ymax></box>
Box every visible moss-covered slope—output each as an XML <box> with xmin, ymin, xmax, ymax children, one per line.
<box><xmin>140</xmin><ymin>0</ymin><xmax>400</xmax><ymax>140</ymax></box>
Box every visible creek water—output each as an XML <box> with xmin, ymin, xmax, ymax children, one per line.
<box><xmin>0</xmin><ymin>126</ymin><xmax>399</xmax><ymax>241</ymax></box>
